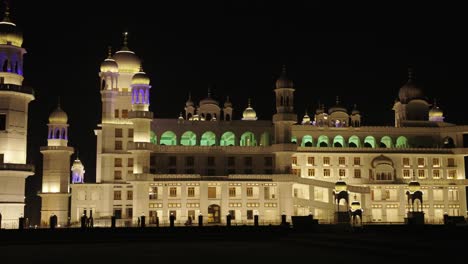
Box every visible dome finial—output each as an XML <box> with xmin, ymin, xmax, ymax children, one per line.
<box><xmin>226</xmin><ymin>95</ymin><xmax>230</xmax><ymax>102</ymax></box>
<box><xmin>76</xmin><ymin>149</ymin><xmax>79</xmax><ymax>160</ymax></box>
<box><xmin>248</xmin><ymin>98</ymin><xmax>252</xmax><ymax>107</ymax></box>
<box><xmin>336</xmin><ymin>96</ymin><xmax>340</xmax><ymax>105</ymax></box>
<box><xmin>408</xmin><ymin>66</ymin><xmax>414</xmax><ymax>82</ymax></box>
<box><xmin>433</xmin><ymin>98</ymin><xmax>437</xmax><ymax>107</ymax></box>
<box><xmin>139</xmin><ymin>65</ymin><xmax>144</xmax><ymax>72</ymax></box>
<box><xmin>3</xmin><ymin>0</ymin><xmax>10</xmax><ymax>22</ymax></box>
<box><xmin>122</xmin><ymin>31</ymin><xmax>129</xmax><ymax>51</ymax></box>
<box><xmin>57</xmin><ymin>96</ymin><xmax>61</xmax><ymax>109</ymax></box>
<box><xmin>207</xmin><ymin>86</ymin><xmax>211</xmax><ymax>97</ymax></box>
<box><xmin>282</xmin><ymin>64</ymin><xmax>287</xmax><ymax>74</ymax></box>
<box><xmin>188</xmin><ymin>92</ymin><xmax>192</xmax><ymax>100</ymax></box>
<box><xmin>107</xmin><ymin>46</ymin><xmax>112</xmax><ymax>59</ymax></box>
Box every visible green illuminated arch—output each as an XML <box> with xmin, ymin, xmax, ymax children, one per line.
<box><xmin>396</xmin><ymin>136</ymin><xmax>409</xmax><ymax>148</ymax></box>
<box><xmin>301</xmin><ymin>135</ymin><xmax>313</xmax><ymax>147</ymax></box>
<box><xmin>150</xmin><ymin>131</ymin><xmax>157</xmax><ymax>144</ymax></box>
<box><xmin>317</xmin><ymin>135</ymin><xmax>329</xmax><ymax>147</ymax></box>
<box><xmin>220</xmin><ymin>131</ymin><xmax>236</xmax><ymax>146</ymax></box>
<box><xmin>291</xmin><ymin>136</ymin><xmax>297</xmax><ymax>144</ymax></box>
<box><xmin>348</xmin><ymin>135</ymin><xmax>360</xmax><ymax>148</ymax></box>
<box><xmin>200</xmin><ymin>131</ymin><xmax>216</xmax><ymax>146</ymax></box>
<box><xmin>380</xmin><ymin>136</ymin><xmax>393</xmax><ymax>148</ymax></box>
<box><xmin>181</xmin><ymin>131</ymin><xmax>197</xmax><ymax>146</ymax></box>
<box><xmin>160</xmin><ymin>131</ymin><xmax>177</xmax><ymax>146</ymax></box>
<box><xmin>260</xmin><ymin>132</ymin><xmax>270</xmax><ymax>146</ymax></box>
<box><xmin>333</xmin><ymin>135</ymin><xmax>345</xmax><ymax>147</ymax></box>
<box><xmin>364</xmin><ymin>136</ymin><xmax>375</xmax><ymax>148</ymax></box>
<box><xmin>240</xmin><ymin>131</ymin><xmax>257</xmax><ymax>146</ymax></box>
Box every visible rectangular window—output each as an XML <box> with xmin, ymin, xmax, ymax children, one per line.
<box><xmin>0</xmin><ymin>114</ymin><xmax>5</xmax><ymax>131</ymax></box>
<box><xmin>264</xmin><ymin>157</ymin><xmax>273</xmax><ymax>166</ymax></box>
<box><xmin>115</xmin><ymin>128</ymin><xmax>123</xmax><ymax>138</ymax></box>
<box><xmin>126</xmin><ymin>208</ymin><xmax>133</xmax><ymax>218</ymax></box>
<box><xmin>353</xmin><ymin>157</ymin><xmax>361</xmax><ymax>166</ymax></box>
<box><xmin>448</xmin><ymin>170</ymin><xmax>457</xmax><ymax>179</ymax></box>
<box><xmin>114</xmin><ymin>190</ymin><xmax>121</xmax><ymax>200</ymax></box>
<box><xmin>113</xmin><ymin>209</ymin><xmax>122</xmax><ymax>219</ymax></box>
<box><xmin>186</xmin><ymin>156</ymin><xmax>194</xmax><ymax>166</ymax></box>
<box><xmin>323</xmin><ymin>157</ymin><xmax>330</xmax><ymax>166</ymax></box>
<box><xmin>323</xmin><ymin>169</ymin><xmax>331</xmax><ymax>177</ymax></box>
<box><xmin>308</xmin><ymin>169</ymin><xmax>315</xmax><ymax>177</ymax></box>
<box><xmin>244</xmin><ymin>157</ymin><xmax>252</xmax><ymax>166</ymax></box>
<box><xmin>292</xmin><ymin>156</ymin><xmax>297</xmax><ymax>165</ymax></box>
<box><xmin>247</xmin><ymin>187</ymin><xmax>253</xmax><ymax>197</ymax></box>
<box><xmin>149</xmin><ymin>186</ymin><xmax>158</xmax><ymax>200</ymax></box>
<box><xmin>418</xmin><ymin>169</ymin><xmax>426</xmax><ymax>178</ymax></box>
<box><xmin>339</xmin><ymin>169</ymin><xmax>346</xmax><ymax>177</ymax></box>
<box><xmin>187</xmin><ymin>187</ymin><xmax>195</xmax><ymax>197</ymax></box>
<box><xmin>115</xmin><ymin>141</ymin><xmax>123</xmax><ymax>150</ymax></box>
<box><xmin>264</xmin><ymin>187</ymin><xmax>270</xmax><ymax>199</ymax></box>
<box><xmin>229</xmin><ymin>187</ymin><xmax>236</xmax><ymax>197</ymax></box>
<box><xmin>207</xmin><ymin>156</ymin><xmax>215</xmax><ymax>166</ymax></box>
<box><xmin>354</xmin><ymin>169</ymin><xmax>361</xmax><ymax>178</ymax></box>
<box><xmin>403</xmin><ymin>158</ymin><xmax>410</xmax><ymax>167</ymax></box>
<box><xmin>227</xmin><ymin>157</ymin><xmax>235</xmax><ymax>166</ymax></box>
<box><xmin>403</xmin><ymin>169</ymin><xmax>411</xmax><ymax>178</ymax></box>
<box><xmin>447</xmin><ymin>158</ymin><xmax>455</xmax><ymax>167</ymax></box>
<box><xmin>417</xmin><ymin>158</ymin><xmax>425</xmax><ymax>167</ymax></box>
<box><xmin>128</xmin><ymin>129</ymin><xmax>134</xmax><ymax>138</ymax></box>
<box><xmin>122</xmin><ymin>109</ymin><xmax>128</xmax><ymax>118</ymax></box>
<box><xmin>229</xmin><ymin>210</ymin><xmax>236</xmax><ymax>220</ymax></box>
<box><xmin>208</xmin><ymin>187</ymin><xmax>216</xmax><ymax>199</ymax></box>
<box><xmin>338</xmin><ymin>157</ymin><xmax>346</xmax><ymax>165</ymax></box>
<box><xmin>432</xmin><ymin>169</ymin><xmax>440</xmax><ymax>179</ymax></box>
<box><xmin>307</xmin><ymin>156</ymin><xmax>315</xmax><ymax>165</ymax></box>
<box><xmin>127</xmin><ymin>158</ymin><xmax>133</xmax><ymax>167</ymax></box>
<box><xmin>114</xmin><ymin>171</ymin><xmax>122</xmax><ymax>180</ymax></box>
<box><xmin>127</xmin><ymin>190</ymin><xmax>133</xmax><ymax>200</ymax></box>
<box><xmin>432</xmin><ymin>158</ymin><xmax>440</xmax><ymax>167</ymax></box>
<box><xmin>169</xmin><ymin>187</ymin><xmax>177</xmax><ymax>197</ymax></box>
<box><xmin>169</xmin><ymin>156</ymin><xmax>177</xmax><ymax>166</ymax></box>
<box><xmin>115</xmin><ymin>158</ymin><xmax>122</xmax><ymax>167</ymax></box>
<box><xmin>448</xmin><ymin>189</ymin><xmax>459</xmax><ymax>201</ymax></box>
<box><xmin>247</xmin><ymin>210</ymin><xmax>254</xmax><ymax>220</ymax></box>
<box><xmin>114</xmin><ymin>109</ymin><xmax>119</xmax><ymax>118</ymax></box>
<box><xmin>292</xmin><ymin>168</ymin><xmax>300</xmax><ymax>176</ymax></box>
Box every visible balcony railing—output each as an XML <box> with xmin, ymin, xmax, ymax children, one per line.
<box><xmin>0</xmin><ymin>163</ymin><xmax>35</xmax><ymax>172</ymax></box>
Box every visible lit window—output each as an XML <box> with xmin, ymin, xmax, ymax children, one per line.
<box><xmin>432</xmin><ymin>158</ymin><xmax>440</xmax><ymax>167</ymax></box>
<box><xmin>403</xmin><ymin>158</ymin><xmax>410</xmax><ymax>167</ymax></box>
<box><xmin>323</xmin><ymin>169</ymin><xmax>331</xmax><ymax>177</ymax></box>
<box><xmin>417</xmin><ymin>158</ymin><xmax>425</xmax><ymax>167</ymax></box>
<box><xmin>149</xmin><ymin>186</ymin><xmax>158</xmax><ymax>200</ymax></box>
<box><xmin>353</xmin><ymin>157</ymin><xmax>361</xmax><ymax>166</ymax></box>
<box><xmin>291</xmin><ymin>156</ymin><xmax>297</xmax><ymax>165</ymax></box>
<box><xmin>354</xmin><ymin>169</ymin><xmax>361</xmax><ymax>178</ymax></box>
<box><xmin>169</xmin><ymin>187</ymin><xmax>177</xmax><ymax>197</ymax></box>
<box><xmin>307</xmin><ymin>157</ymin><xmax>315</xmax><ymax>165</ymax></box>
<box><xmin>338</xmin><ymin>157</ymin><xmax>346</xmax><ymax>165</ymax></box>
<box><xmin>229</xmin><ymin>187</ymin><xmax>236</xmax><ymax>197</ymax></box>
<box><xmin>448</xmin><ymin>170</ymin><xmax>457</xmax><ymax>179</ymax></box>
<box><xmin>418</xmin><ymin>169</ymin><xmax>425</xmax><ymax>178</ymax></box>
<box><xmin>323</xmin><ymin>157</ymin><xmax>330</xmax><ymax>166</ymax></box>
<box><xmin>114</xmin><ymin>190</ymin><xmax>121</xmax><ymax>200</ymax></box>
<box><xmin>432</xmin><ymin>170</ymin><xmax>440</xmax><ymax>179</ymax></box>
<box><xmin>187</xmin><ymin>187</ymin><xmax>195</xmax><ymax>197</ymax></box>
<box><xmin>127</xmin><ymin>190</ymin><xmax>133</xmax><ymax>200</ymax></box>
<box><xmin>308</xmin><ymin>169</ymin><xmax>315</xmax><ymax>177</ymax></box>
<box><xmin>115</xmin><ymin>128</ymin><xmax>123</xmax><ymax>138</ymax></box>
<box><xmin>247</xmin><ymin>187</ymin><xmax>253</xmax><ymax>197</ymax></box>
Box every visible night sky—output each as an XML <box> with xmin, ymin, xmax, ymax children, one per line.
<box><xmin>6</xmin><ymin>1</ymin><xmax>467</xmax><ymax>224</ymax></box>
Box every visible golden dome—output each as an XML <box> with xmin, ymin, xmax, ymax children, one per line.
<box><xmin>408</xmin><ymin>180</ymin><xmax>421</xmax><ymax>193</ymax></box>
<box><xmin>335</xmin><ymin>180</ymin><xmax>347</xmax><ymax>192</ymax></box>
<box><xmin>302</xmin><ymin>112</ymin><xmax>310</xmax><ymax>124</ymax></box>
<box><xmin>429</xmin><ymin>105</ymin><xmax>443</xmax><ymax>118</ymax></box>
<box><xmin>100</xmin><ymin>58</ymin><xmax>118</xmax><ymax>73</ymax></box>
<box><xmin>242</xmin><ymin>99</ymin><xmax>257</xmax><ymax>120</ymax></box>
<box><xmin>350</xmin><ymin>200</ymin><xmax>362</xmax><ymax>212</ymax></box>
<box><xmin>113</xmin><ymin>50</ymin><xmax>141</xmax><ymax>73</ymax></box>
<box><xmin>132</xmin><ymin>70</ymin><xmax>150</xmax><ymax>85</ymax></box>
<box><xmin>49</xmin><ymin>105</ymin><xmax>68</xmax><ymax>124</ymax></box>
<box><xmin>0</xmin><ymin>7</ymin><xmax>23</xmax><ymax>47</ymax></box>
<box><xmin>72</xmin><ymin>159</ymin><xmax>84</xmax><ymax>170</ymax></box>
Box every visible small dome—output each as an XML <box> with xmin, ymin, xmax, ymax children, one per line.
<box><xmin>408</xmin><ymin>180</ymin><xmax>421</xmax><ymax>193</ymax></box>
<box><xmin>398</xmin><ymin>69</ymin><xmax>423</xmax><ymax>103</ymax></box>
<box><xmin>224</xmin><ymin>96</ymin><xmax>232</xmax><ymax>108</ymax></box>
<box><xmin>113</xmin><ymin>50</ymin><xmax>141</xmax><ymax>73</ymax></box>
<box><xmin>186</xmin><ymin>94</ymin><xmax>194</xmax><ymax>107</ymax></box>
<box><xmin>351</xmin><ymin>104</ymin><xmax>360</xmax><ymax>115</ymax></box>
<box><xmin>242</xmin><ymin>99</ymin><xmax>257</xmax><ymax>120</ymax></box>
<box><xmin>200</xmin><ymin>90</ymin><xmax>219</xmax><ymax>106</ymax></box>
<box><xmin>100</xmin><ymin>58</ymin><xmax>118</xmax><ymax>73</ymax></box>
<box><xmin>275</xmin><ymin>65</ymin><xmax>294</xmax><ymax>89</ymax></box>
<box><xmin>328</xmin><ymin>96</ymin><xmax>347</xmax><ymax>114</ymax></box>
<box><xmin>0</xmin><ymin>8</ymin><xmax>23</xmax><ymax>47</ymax></box>
<box><xmin>302</xmin><ymin>112</ymin><xmax>310</xmax><ymax>124</ymax></box>
<box><xmin>49</xmin><ymin>105</ymin><xmax>68</xmax><ymax>124</ymax></box>
<box><xmin>335</xmin><ymin>180</ymin><xmax>347</xmax><ymax>192</ymax></box>
<box><xmin>132</xmin><ymin>70</ymin><xmax>150</xmax><ymax>85</ymax></box>
<box><xmin>72</xmin><ymin>159</ymin><xmax>84</xmax><ymax>169</ymax></box>
<box><xmin>350</xmin><ymin>200</ymin><xmax>362</xmax><ymax>212</ymax></box>
<box><xmin>429</xmin><ymin>105</ymin><xmax>443</xmax><ymax>118</ymax></box>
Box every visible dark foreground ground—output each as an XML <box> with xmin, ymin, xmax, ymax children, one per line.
<box><xmin>1</xmin><ymin>225</ymin><xmax>468</xmax><ymax>263</ymax></box>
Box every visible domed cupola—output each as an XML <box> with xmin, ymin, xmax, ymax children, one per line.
<box><xmin>185</xmin><ymin>93</ymin><xmax>194</xmax><ymax>107</ymax></box>
<box><xmin>49</xmin><ymin>104</ymin><xmax>68</xmax><ymax>124</ymax></box>
<box><xmin>131</xmin><ymin>67</ymin><xmax>150</xmax><ymax>85</ymax></box>
<box><xmin>328</xmin><ymin>96</ymin><xmax>347</xmax><ymax>114</ymax></box>
<box><xmin>112</xmin><ymin>32</ymin><xmax>141</xmax><ymax>74</ymax></box>
<box><xmin>334</xmin><ymin>180</ymin><xmax>347</xmax><ymax>193</ymax></box>
<box><xmin>398</xmin><ymin>68</ymin><xmax>423</xmax><ymax>104</ymax></box>
<box><xmin>301</xmin><ymin>109</ymin><xmax>311</xmax><ymax>124</ymax></box>
<box><xmin>242</xmin><ymin>98</ymin><xmax>257</xmax><ymax>121</ymax></box>
<box><xmin>408</xmin><ymin>180</ymin><xmax>421</xmax><ymax>193</ymax></box>
<box><xmin>275</xmin><ymin>65</ymin><xmax>294</xmax><ymax>89</ymax></box>
<box><xmin>199</xmin><ymin>88</ymin><xmax>219</xmax><ymax>106</ymax></box>
<box><xmin>351</xmin><ymin>104</ymin><xmax>360</xmax><ymax>115</ymax></box>
<box><xmin>224</xmin><ymin>96</ymin><xmax>232</xmax><ymax>108</ymax></box>
<box><xmin>100</xmin><ymin>46</ymin><xmax>119</xmax><ymax>73</ymax></box>
<box><xmin>0</xmin><ymin>3</ymin><xmax>23</xmax><ymax>47</ymax></box>
<box><xmin>429</xmin><ymin>99</ymin><xmax>444</xmax><ymax>122</ymax></box>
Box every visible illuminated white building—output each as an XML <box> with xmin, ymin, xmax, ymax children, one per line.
<box><xmin>0</xmin><ymin>5</ymin><xmax>35</xmax><ymax>229</ymax></box>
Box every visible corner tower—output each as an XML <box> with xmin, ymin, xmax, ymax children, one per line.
<box><xmin>0</xmin><ymin>3</ymin><xmax>35</xmax><ymax>228</ymax></box>
<box><xmin>273</xmin><ymin>65</ymin><xmax>296</xmax><ymax>143</ymax></box>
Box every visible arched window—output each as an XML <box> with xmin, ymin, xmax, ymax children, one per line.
<box><xmin>225</xmin><ymin>114</ymin><xmax>231</xmax><ymax>121</ymax></box>
<box><xmin>240</xmin><ymin>131</ymin><xmax>257</xmax><ymax>146</ymax></box>
<box><xmin>317</xmin><ymin>135</ymin><xmax>329</xmax><ymax>147</ymax></box>
<box><xmin>160</xmin><ymin>131</ymin><xmax>177</xmax><ymax>146</ymax></box>
<box><xmin>101</xmin><ymin>79</ymin><xmax>106</xmax><ymax>90</ymax></box>
<box><xmin>61</xmin><ymin>128</ymin><xmax>67</xmax><ymax>140</ymax></box>
<box><xmin>348</xmin><ymin>135</ymin><xmax>360</xmax><ymax>148</ymax></box>
<box><xmin>396</xmin><ymin>136</ymin><xmax>408</xmax><ymax>148</ymax></box>
<box><xmin>150</xmin><ymin>131</ymin><xmax>157</xmax><ymax>144</ymax></box>
<box><xmin>364</xmin><ymin>136</ymin><xmax>376</xmax><ymax>148</ymax></box>
<box><xmin>181</xmin><ymin>131</ymin><xmax>197</xmax><ymax>146</ymax></box>
<box><xmin>2</xmin><ymin>59</ymin><xmax>8</xmax><ymax>72</ymax></box>
<box><xmin>200</xmin><ymin>131</ymin><xmax>216</xmax><ymax>146</ymax></box>
<box><xmin>220</xmin><ymin>131</ymin><xmax>235</xmax><ymax>146</ymax></box>
<box><xmin>206</xmin><ymin>113</ymin><xmax>212</xmax><ymax>121</ymax></box>
<box><xmin>139</xmin><ymin>89</ymin><xmax>145</xmax><ymax>104</ymax></box>
<box><xmin>301</xmin><ymin>135</ymin><xmax>313</xmax><ymax>147</ymax></box>
<box><xmin>333</xmin><ymin>135</ymin><xmax>345</xmax><ymax>147</ymax></box>
<box><xmin>291</xmin><ymin>136</ymin><xmax>297</xmax><ymax>144</ymax></box>
<box><xmin>55</xmin><ymin>128</ymin><xmax>61</xmax><ymax>139</ymax></box>
<box><xmin>380</xmin><ymin>136</ymin><xmax>393</xmax><ymax>148</ymax></box>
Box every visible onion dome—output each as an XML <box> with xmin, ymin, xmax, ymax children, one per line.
<box><xmin>112</xmin><ymin>32</ymin><xmax>141</xmax><ymax>73</ymax></box>
<box><xmin>200</xmin><ymin>88</ymin><xmax>219</xmax><ymax>106</ymax></box>
<box><xmin>408</xmin><ymin>180</ymin><xmax>421</xmax><ymax>193</ymax></box>
<box><xmin>301</xmin><ymin>110</ymin><xmax>311</xmax><ymax>124</ymax></box>
<box><xmin>71</xmin><ymin>158</ymin><xmax>84</xmax><ymax>170</ymax></box>
<box><xmin>185</xmin><ymin>93</ymin><xmax>194</xmax><ymax>107</ymax></box>
<box><xmin>315</xmin><ymin>103</ymin><xmax>324</xmax><ymax>115</ymax></box>
<box><xmin>350</xmin><ymin>195</ymin><xmax>362</xmax><ymax>212</ymax></box>
<box><xmin>131</xmin><ymin>67</ymin><xmax>150</xmax><ymax>85</ymax></box>
<box><xmin>429</xmin><ymin>99</ymin><xmax>444</xmax><ymax>121</ymax></box>
<box><xmin>178</xmin><ymin>112</ymin><xmax>184</xmax><ymax>120</ymax></box>
<box><xmin>224</xmin><ymin>96</ymin><xmax>232</xmax><ymax>108</ymax></box>
<box><xmin>0</xmin><ymin>4</ymin><xmax>23</xmax><ymax>47</ymax></box>
<box><xmin>242</xmin><ymin>98</ymin><xmax>257</xmax><ymax>120</ymax></box>
<box><xmin>334</xmin><ymin>180</ymin><xmax>347</xmax><ymax>192</ymax></box>
<box><xmin>100</xmin><ymin>47</ymin><xmax>119</xmax><ymax>73</ymax></box>
<box><xmin>328</xmin><ymin>96</ymin><xmax>347</xmax><ymax>114</ymax></box>
<box><xmin>398</xmin><ymin>68</ymin><xmax>423</xmax><ymax>103</ymax></box>
<box><xmin>49</xmin><ymin>104</ymin><xmax>68</xmax><ymax>124</ymax></box>
<box><xmin>275</xmin><ymin>65</ymin><xmax>294</xmax><ymax>89</ymax></box>
<box><xmin>351</xmin><ymin>104</ymin><xmax>360</xmax><ymax>115</ymax></box>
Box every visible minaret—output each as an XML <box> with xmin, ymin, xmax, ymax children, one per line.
<box><xmin>0</xmin><ymin>3</ymin><xmax>35</xmax><ymax>228</ymax></box>
<box><xmin>273</xmin><ymin>65</ymin><xmax>296</xmax><ymax>143</ymax></box>
<box><xmin>39</xmin><ymin>103</ymin><xmax>74</xmax><ymax>226</ymax></box>
<box><xmin>184</xmin><ymin>92</ymin><xmax>195</xmax><ymax>120</ymax></box>
<box><xmin>99</xmin><ymin>46</ymin><xmax>119</xmax><ymax>124</ymax></box>
<box><xmin>71</xmin><ymin>153</ymin><xmax>85</xmax><ymax>184</ymax></box>
<box><xmin>223</xmin><ymin>96</ymin><xmax>233</xmax><ymax>121</ymax></box>
<box><xmin>128</xmin><ymin>67</ymin><xmax>153</xmax><ymax>220</ymax></box>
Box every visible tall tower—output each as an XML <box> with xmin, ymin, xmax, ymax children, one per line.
<box><xmin>128</xmin><ymin>68</ymin><xmax>153</xmax><ymax>220</ymax></box>
<box><xmin>273</xmin><ymin>65</ymin><xmax>296</xmax><ymax>143</ymax></box>
<box><xmin>0</xmin><ymin>3</ymin><xmax>35</xmax><ymax>228</ymax></box>
<box><xmin>39</xmin><ymin>104</ymin><xmax>74</xmax><ymax>226</ymax></box>
<box><xmin>223</xmin><ymin>96</ymin><xmax>233</xmax><ymax>121</ymax></box>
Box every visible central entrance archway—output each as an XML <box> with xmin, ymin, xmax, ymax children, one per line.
<box><xmin>208</xmin><ymin>204</ymin><xmax>221</xmax><ymax>223</ymax></box>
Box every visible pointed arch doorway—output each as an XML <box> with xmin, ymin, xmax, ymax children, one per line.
<box><xmin>208</xmin><ymin>204</ymin><xmax>221</xmax><ymax>223</ymax></box>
